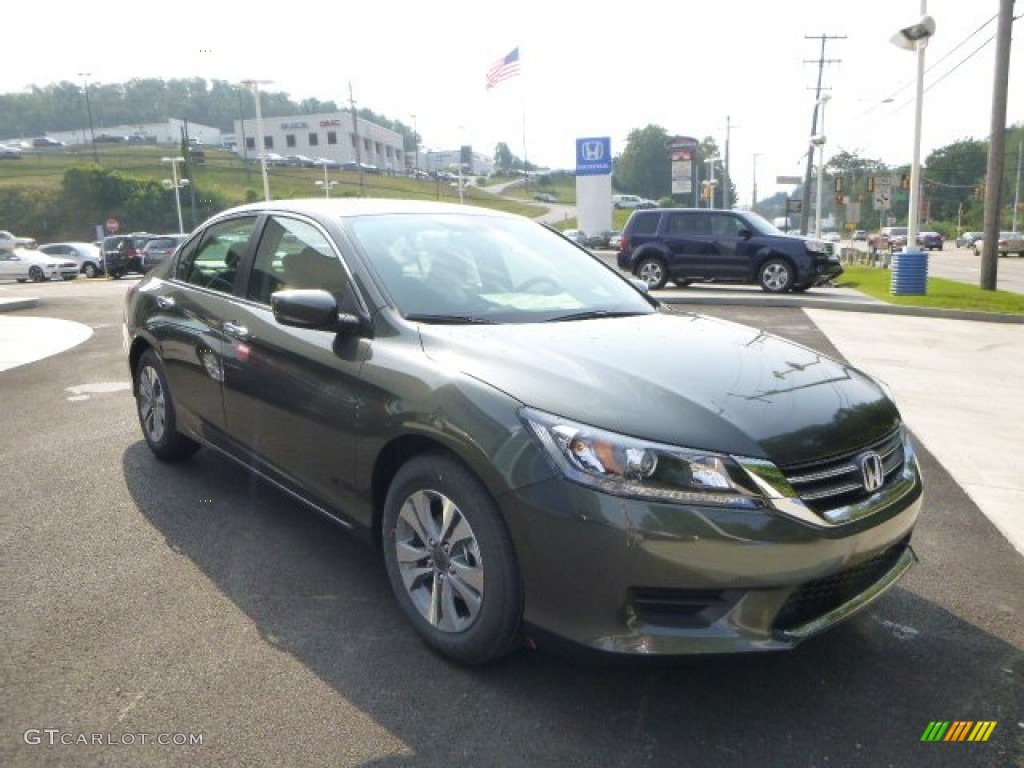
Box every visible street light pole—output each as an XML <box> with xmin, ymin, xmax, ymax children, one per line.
<box><xmin>813</xmin><ymin>95</ymin><xmax>831</xmax><ymax>239</ymax></box>
<box><xmin>161</xmin><ymin>157</ymin><xmax>187</xmax><ymax>233</ymax></box>
<box><xmin>410</xmin><ymin>113</ymin><xmax>419</xmax><ymax>172</ymax></box>
<box><xmin>241</xmin><ymin>79</ymin><xmax>272</xmax><ymax>201</ymax></box>
<box><xmin>77</xmin><ymin>73</ymin><xmax>98</xmax><ymax>163</ymax></box>
<box><xmin>752</xmin><ymin>153</ymin><xmax>763</xmax><ymax>209</ymax></box>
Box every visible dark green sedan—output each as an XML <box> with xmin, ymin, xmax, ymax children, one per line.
<box><xmin>124</xmin><ymin>199</ymin><xmax>923</xmax><ymax>664</ymax></box>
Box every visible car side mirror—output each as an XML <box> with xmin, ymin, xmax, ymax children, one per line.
<box><xmin>271</xmin><ymin>289</ymin><xmax>363</xmax><ymax>334</ymax></box>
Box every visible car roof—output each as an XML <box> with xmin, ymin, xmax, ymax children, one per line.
<box><xmin>213</xmin><ymin>197</ymin><xmax>521</xmax><ymax>222</ymax></box>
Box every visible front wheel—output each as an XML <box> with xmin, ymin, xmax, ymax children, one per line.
<box><xmin>635</xmin><ymin>257</ymin><xmax>668</xmax><ymax>290</ymax></box>
<box><xmin>673</xmin><ymin>278</ymin><xmax>692</xmax><ymax>288</ymax></box>
<box><xmin>28</xmin><ymin>266</ymin><xmax>45</xmax><ymax>282</ymax></box>
<box><xmin>83</xmin><ymin>263</ymin><xmax>98</xmax><ymax>278</ymax></box>
<box><xmin>758</xmin><ymin>258</ymin><xmax>794</xmax><ymax>293</ymax></box>
<box><xmin>134</xmin><ymin>349</ymin><xmax>200</xmax><ymax>461</ymax></box>
<box><xmin>382</xmin><ymin>454</ymin><xmax>522</xmax><ymax>665</ymax></box>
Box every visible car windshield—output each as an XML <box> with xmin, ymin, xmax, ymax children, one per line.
<box><xmin>741</xmin><ymin>211</ymin><xmax>789</xmax><ymax>237</ymax></box>
<box><xmin>344</xmin><ymin>213</ymin><xmax>655</xmax><ymax>323</ymax></box>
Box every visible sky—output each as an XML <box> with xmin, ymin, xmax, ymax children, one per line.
<box><xmin>2</xmin><ymin>0</ymin><xmax>1020</xmax><ymax>203</ymax></box>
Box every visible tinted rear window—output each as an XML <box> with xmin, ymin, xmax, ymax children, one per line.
<box><xmin>628</xmin><ymin>212</ymin><xmax>659</xmax><ymax>236</ymax></box>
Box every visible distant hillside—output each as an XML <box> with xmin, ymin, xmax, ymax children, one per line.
<box><xmin>0</xmin><ymin>77</ymin><xmax>416</xmax><ymax>149</ymax></box>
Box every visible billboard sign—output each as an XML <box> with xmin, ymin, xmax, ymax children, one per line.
<box><xmin>575</xmin><ymin>137</ymin><xmax>612</xmax><ymax>176</ymax></box>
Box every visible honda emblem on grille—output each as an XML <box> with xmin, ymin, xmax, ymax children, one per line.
<box><xmin>859</xmin><ymin>451</ymin><xmax>885</xmax><ymax>492</ymax></box>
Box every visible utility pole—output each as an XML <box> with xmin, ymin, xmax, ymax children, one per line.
<box><xmin>980</xmin><ymin>0</ymin><xmax>1013</xmax><ymax>290</ymax></box>
<box><xmin>349</xmin><ymin>82</ymin><xmax>365</xmax><ymax>196</ymax></box>
<box><xmin>752</xmin><ymin>153</ymin><xmax>763</xmax><ymax>209</ymax></box>
<box><xmin>800</xmin><ymin>34</ymin><xmax>844</xmax><ymax>234</ymax></box>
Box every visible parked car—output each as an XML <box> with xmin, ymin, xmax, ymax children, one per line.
<box><xmin>608</xmin><ymin>231</ymin><xmax>623</xmax><ymax>250</ymax></box>
<box><xmin>955</xmin><ymin>231</ymin><xmax>983</xmax><ymax>249</ymax></box>
<box><xmin>917</xmin><ymin>231</ymin><xmax>944</xmax><ymax>251</ymax></box>
<box><xmin>533</xmin><ymin>192</ymin><xmax>557</xmax><ymax>203</ymax></box>
<box><xmin>585</xmin><ymin>230</ymin><xmax>619</xmax><ymax>249</ymax></box>
<box><xmin>38</xmin><ymin>242</ymin><xmax>104</xmax><ymax>278</ymax></box>
<box><xmin>0</xmin><ymin>246</ymin><xmax>78</xmax><ymax>282</ymax></box>
<box><xmin>973</xmin><ymin>232</ymin><xmax>1024</xmax><ymax>257</ymax></box>
<box><xmin>617</xmin><ymin>207</ymin><xmax>842</xmax><ymax>292</ymax></box>
<box><xmin>867</xmin><ymin>231</ymin><xmax>890</xmax><ymax>253</ymax></box>
<box><xmin>0</xmin><ymin>144</ymin><xmax>24</xmax><ymax>158</ymax></box>
<box><xmin>613</xmin><ymin>194</ymin><xmax>655</xmax><ymax>210</ymax></box>
<box><xmin>140</xmin><ymin>234</ymin><xmax>189</xmax><ymax>272</ymax></box>
<box><xmin>560</xmin><ymin>228</ymin><xmax>588</xmax><ymax>246</ymax></box>
<box><xmin>101</xmin><ymin>233</ymin><xmax>154</xmax><ymax>278</ymax></box>
<box><xmin>285</xmin><ymin>154</ymin><xmax>317</xmax><ymax>168</ymax></box>
<box><xmin>31</xmin><ymin>137</ymin><xmax>64</xmax><ymax>148</ymax></box>
<box><xmin>124</xmin><ymin>198</ymin><xmax>922</xmax><ymax>665</ymax></box>
<box><xmin>852</xmin><ymin>229</ymin><xmax>867</xmax><ymax>241</ymax></box>
<box><xmin>0</xmin><ymin>230</ymin><xmax>37</xmax><ymax>250</ymax></box>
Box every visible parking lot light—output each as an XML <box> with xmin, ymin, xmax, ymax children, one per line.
<box><xmin>160</xmin><ymin>157</ymin><xmax>188</xmax><ymax>233</ymax></box>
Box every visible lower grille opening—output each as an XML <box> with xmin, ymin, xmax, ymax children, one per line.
<box><xmin>773</xmin><ymin>537</ymin><xmax>911</xmax><ymax>632</ymax></box>
<box><xmin>628</xmin><ymin>588</ymin><xmax>740</xmax><ymax>629</ymax></box>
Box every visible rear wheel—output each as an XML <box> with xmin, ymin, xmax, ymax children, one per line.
<box><xmin>135</xmin><ymin>349</ymin><xmax>200</xmax><ymax>461</ymax></box>
<box><xmin>673</xmin><ymin>278</ymin><xmax>692</xmax><ymax>288</ymax></box>
<box><xmin>758</xmin><ymin>259</ymin><xmax>794</xmax><ymax>293</ymax></box>
<box><xmin>636</xmin><ymin>257</ymin><xmax>668</xmax><ymax>290</ymax></box>
<box><xmin>382</xmin><ymin>454</ymin><xmax>522</xmax><ymax>665</ymax></box>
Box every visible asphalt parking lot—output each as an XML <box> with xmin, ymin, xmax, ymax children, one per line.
<box><xmin>1</xmin><ymin>277</ymin><xmax>1021</xmax><ymax>768</ymax></box>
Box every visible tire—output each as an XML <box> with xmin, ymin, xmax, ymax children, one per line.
<box><xmin>112</xmin><ymin>269</ymin><xmax>124</xmax><ymax>279</ymax></box>
<box><xmin>83</xmin><ymin>263</ymin><xmax>98</xmax><ymax>278</ymax></box>
<box><xmin>635</xmin><ymin>257</ymin><xmax>668</xmax><ymax>290</ymax></box>
<box><xmin>63</xmin><ymin>274</ymin><xmax>76</xmax><ymax>281</ymax></box>
<box><xmin>134</xmin><ymin>349</ymin><xmax>200</xmax><ymax>461</ymax></box>
<box><xmin>673</xmin><ymin>278</ymin><xmax>692</xmax><ymax>288</ymax></box>
<box><xmin>16</xmin><ymin>278</ymin><xmax>26</xmax><ymax>283</ymax></box>
<box><xmin>28</xmin><ymin>266</ymin><xmax>45</xmax><ymax>282</ymax></box>
<box><xmin>758</xmin><ymin>258</ymin><xmax>794</xmax><ymax>293</ymax></box>
<box><xmin>382</xmin><ymin>454</ymin><xmax>522</xmax><ymax>665</ymax></box>
<box><xmin>791</xmin><ymin>283</ymin><xmax>812</xmax><ymax>293</ymax></box>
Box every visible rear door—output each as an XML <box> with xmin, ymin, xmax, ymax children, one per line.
<box><xmin>660</xmin><ymin>211</ymin><xmax>710</xmax><ymax>278</ymax></box>
<box><xmin>146</xmin><ymin>215</ymin><xmax>261</xmax><ymax>444</ymax></box>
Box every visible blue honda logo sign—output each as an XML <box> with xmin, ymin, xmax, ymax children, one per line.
<box><xmin>576</xmin><ymin>137</ymin><xmax>611</xmax><ymax>176</ymax></box>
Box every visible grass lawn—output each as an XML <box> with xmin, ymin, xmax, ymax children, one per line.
<box><xmin>838</xmin><ymin>265</ymin><xmax>1024</xmax><ymax>315</ymax></box>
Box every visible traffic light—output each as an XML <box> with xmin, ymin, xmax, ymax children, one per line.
<box><xmin>900</xmin><ymin>173</ymin><xmax>910</xmax><ymax>190</ymax></box>
<box><xmin>835</xmin><ymin>194</ymin><xmax>844</xmax><ymax>206</ymax></box>
<box><xmin>834</xmin><ymin>177</ymin><xmax>844</xmax><ymax>193</ymax></box>
<box><xmin>867</xmin><ymin>177</ymin><xmax>875</xmax><ymax>192</ymax></box>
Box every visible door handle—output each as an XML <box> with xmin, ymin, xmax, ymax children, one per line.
<box><xmin>222</xmin><ymin>321</ymin><xmax>250</xmax><ymax>340</ymax></box>
<box><xmin>156</xmin><ymin>295</ymin><xmax>175</xmax><ymax>309</ymax></box>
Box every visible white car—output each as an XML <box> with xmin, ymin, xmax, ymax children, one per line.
<box><xmin>613</xmin><ymin>194</ymin><xmax>656</xmax><ymax>209</ymax></box>
<box><xmin>38</xmin><ymin>242</ymin><xmax>104</xmax><ymax>278</ymax></box>
<box><xmin>0</xmin><ymin>247</ymin><xmax>79</xmax><ymax>282</ymax></box>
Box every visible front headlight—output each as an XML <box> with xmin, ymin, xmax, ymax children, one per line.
<box><xmin>522</xmin><ymin>408</ymin><xmax>767</xmax><ymax>508</ymax></box>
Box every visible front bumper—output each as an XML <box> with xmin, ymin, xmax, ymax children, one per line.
<box><xmin>501</xmin><ymin>463</ymin><xmax>922</xmax><ymax>655</ymax></box>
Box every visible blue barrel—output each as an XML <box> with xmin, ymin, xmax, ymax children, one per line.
<box><xmin>891</xmin><ymin>249</ymin><xmax>928</xmax><ymax>295</ymax></box>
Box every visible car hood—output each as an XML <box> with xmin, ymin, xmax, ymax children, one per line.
<box><xmin>417</xmin><ymin>312</ymin><xmax>899</xmax><ymax>465</ymax></box>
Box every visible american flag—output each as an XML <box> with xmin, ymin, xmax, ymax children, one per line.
<box><xmin>486</xmin><ymin>47</ymin><xmax>520</xmax><ymax>89</ymax></box>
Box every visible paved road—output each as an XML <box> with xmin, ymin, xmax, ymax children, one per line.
<box><xmin>1</xmin><ymin>279</ymin><xmax>1021</xmax><ymax>767</ymax></box>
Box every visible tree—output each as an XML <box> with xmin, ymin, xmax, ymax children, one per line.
<box><xmin>493</xmin><ymin>143</ymin><xmax>516</xmax><ymax>173</ymax></box>
<box><xmin>612</xmin><ymin>124</ymin><xmax>671</xmax><ymax>200</ymax></box>
<box><xmin>922</xmin><ymin>139</ymin><xmax>988</xmax><ymax>223</ymax></box>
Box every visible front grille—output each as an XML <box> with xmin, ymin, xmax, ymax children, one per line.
<box><xmin>781</xmin><ymin>429</ymin><xmax>904</xmax><ymax>514</ymax></box>
<box><xmin>773</xmin><ymin>537</ymin><xmax>910</xmax><ymax>632</ymax></box>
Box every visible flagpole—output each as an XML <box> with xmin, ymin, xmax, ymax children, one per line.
<box><xmin>521</xmin><ymin>75</ymin><xmax>528</xmax><ymax>194</ymax></box>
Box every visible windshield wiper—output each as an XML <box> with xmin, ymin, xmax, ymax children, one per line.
<box><xmin>546</xmin><ymin>310</ymin><xmax>647</xmax><ymax>323</ymax></box>
<box><xmin>404</xmin><ymin>313</ymin><xmax>498</xmax><ymax>325</ymax></box>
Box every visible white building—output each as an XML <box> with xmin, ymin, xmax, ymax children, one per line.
<box><xmin>46</xmin><ymin>119</ymin><xmax>222</xmax><ymax>147</ymax></box>
<box><xmin>420</xmin><ymin>149</ymin><xmax>493</xmax><ymax>177</ymax></box>
<box><xmin>236</xmin><ymin>111</ymin><xmax>405</xmax><ymax>171</ymax></box>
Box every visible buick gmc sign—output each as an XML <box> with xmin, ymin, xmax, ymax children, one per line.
<box><xmin>576</xmin><ymin>137</ymin><xmax>611</xmax><ymax>176</ymax></box>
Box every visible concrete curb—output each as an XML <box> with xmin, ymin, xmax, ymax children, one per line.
<box><xmin>0</xmin><ymin>297</ymin><xmax>39</xmax><ymax>312</ymax></box>
<box><xmin>659</xmin><ymin>295</ymin><xmax>1024</xmax><ymax>324</ymax></box>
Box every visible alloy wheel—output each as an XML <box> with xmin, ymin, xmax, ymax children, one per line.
<box><xmin>137</xmin><ymin>364</ymin><xmax>167</xmax><ymax>443</ymax></box>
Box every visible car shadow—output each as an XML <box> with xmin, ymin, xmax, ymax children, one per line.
<box><xmin>123</xmin><ymin>440</ymin><xmax>1022</xmax><ymax>768</ymax></box>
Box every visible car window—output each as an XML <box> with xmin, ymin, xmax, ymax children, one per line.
<box><xmin>710</xmin><ymin>215</ymin><xmax>746</xmax><ymax>237</ymax></box>
<box><xmin>665</xmin><ymin>212</ymin><xmax>707</xmax><ymax>235</ymax></box>
<box><xmin>247</xmin><ymin>216</ymin><xmax>352</xmax><ymax>307</ymax></box>
<box><xmin>628</xmin><ymin>212</ymin><xmax>660</xmax><ymax>236</ymax></box>
<box><xmin>175</xmin><ymin>216</ymin><xmax>258</xmax><ymax>293</ymax></box>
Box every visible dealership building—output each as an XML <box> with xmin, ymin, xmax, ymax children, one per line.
<box><xmin>234</xmin><ymin>111</ymin><xmax>405</xmax><ymax>171</ymax></box>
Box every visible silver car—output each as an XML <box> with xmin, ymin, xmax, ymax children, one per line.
<box><xmin>38</xmin><ymin>242</ymin><xmax>104</xmax><ymax>278</ymax></box>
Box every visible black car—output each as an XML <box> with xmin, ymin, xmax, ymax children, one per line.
<box><xmin>617</xmin><ymin>208</ymin><xmax>843</xmax><ymax>292</ymax></box>
<box><xmin>139</xmin><ymin>234</ymin><xmax>189</xmax><ymax>272</ymax></box>
<box><xmin>102</xmin><ymin>233</ymin><xmax>154</xmax><ymax>278</ymax></box>
<box><xmin>124</xmin><ymin>199</ymin><xmax>921</xmax><ymax>665</ymax></box>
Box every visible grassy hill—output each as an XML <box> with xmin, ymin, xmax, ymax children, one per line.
<box><xmin>0</xmin><ymin>145</ymin><xmax>546</xmax><ymax>238</ymax></box>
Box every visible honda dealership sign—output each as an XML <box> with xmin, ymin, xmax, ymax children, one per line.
<box><xmin>575</xmin><ymin>137</ymin><xmax>612</xmax><ymax>176</ymax></box>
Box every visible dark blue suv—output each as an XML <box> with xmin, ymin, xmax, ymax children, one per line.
<box><xmin>617</xmin><ymin>208</ymin><xmax>843</xmax><ymax>292</ymax></box>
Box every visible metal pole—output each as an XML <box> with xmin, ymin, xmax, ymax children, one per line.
<box><xmin>241</xmin><ymin>80</ymin><xmax>272</xmax><ymax>202</ymax></box>
<box><xmin>1012</xmin><ymin>140</ymin><xmax>1021</xmax><ymax>233</ymax></box>
<box><xmin>980</xmin><ymin>0</ymin><xmax>1012</xmax><ymax>290</ymax></box>
<box><xmin>78</xmin><ymin>73</ymin><xmax>98</xmax><ymax>164</ymax></box>
<box><xmin>906</xmin><ymin>0</ymin><xmax>927</xmax><ymax>252</ymax></box>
